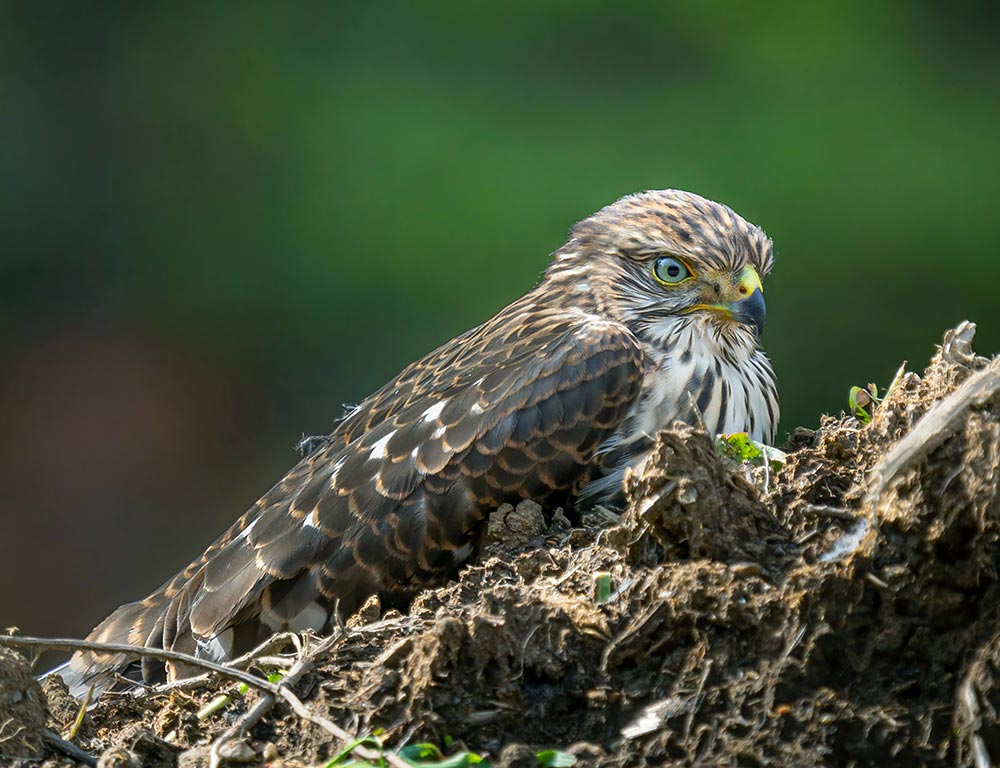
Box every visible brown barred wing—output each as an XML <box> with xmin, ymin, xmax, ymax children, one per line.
<box><xmin>64</xmin><ymin>312</ymin><xmax>642</xmax><ymax>695</ymax></box>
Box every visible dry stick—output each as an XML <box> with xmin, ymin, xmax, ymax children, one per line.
<box><xmin>150</xmin><ymin>636</ymin><xmax>301</xmax><ymax>697</ymax></box>
<box><xmin>0</xmin><ymin>636</ymin><xmax>283</xmax><ymax>695</ymax></box>
<box><xmin>227</xmin><ymin>631</ymin><xmax>302</xmax><ymax>670</ymax></box>
<box><xmin>681</xmin><ymin>659</ymin><xmax>713</xmax><ymax>747</ymax></box>
<box><xmin>1</xmin><ymin>635</ymin><xmax>410</xmax><ymax>768</ymax></box>
<box><xmin>961</xmin><ymin>673</ymin><xmax>994</xmax><ymax>768</ymax></box>
<box><xmin>799</xmin><ymin>503</ymin><xmax>856</xmax><ymax>522</ymax></box>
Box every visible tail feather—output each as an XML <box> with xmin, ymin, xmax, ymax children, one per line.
<box><xmin>61</xmin><ymin>598</ymin><xmax>167</xmax><ymax>697</ymax></box>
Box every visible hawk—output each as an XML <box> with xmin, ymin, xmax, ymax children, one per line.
<box><xmin>63</xmin><ymin>189</ymin><xmax>778</xmax><ymax>695</ymax></box>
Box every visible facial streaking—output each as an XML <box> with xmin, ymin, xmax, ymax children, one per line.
<box><xmin>547</xmin><ymin>188</ymin><xmax>774</xmax><ymax>361</ymax></box>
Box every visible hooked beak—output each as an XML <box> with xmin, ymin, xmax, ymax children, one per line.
<box><xmin>687</xmin><ymin>265</ymin><xmax>767</xmax><ymax>338</ymax></box>
<box><xmin>731</xmin><ymin>286</ymin><xmax>766</xmax><ymax>338</ymax></box>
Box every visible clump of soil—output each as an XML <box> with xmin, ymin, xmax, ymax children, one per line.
<box><xmin>0</xmin><ymin>647</ymin><xmax>48</xmax><ymax>760</ymax></box>
<box><xmin>7</xmin><ymin>321</ymin><xmax>1000</xmax><ymax>767</ymax></box>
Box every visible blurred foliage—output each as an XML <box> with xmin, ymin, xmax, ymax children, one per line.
<box><xmin>1</xmin><ymin>2</ymin><xmax>998</xmax><ymax>636</ymax></box>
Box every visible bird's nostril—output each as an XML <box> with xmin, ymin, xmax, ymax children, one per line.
<box><xmin>738</xmin><ymin>285</ymin><xmax>748</xmax><ymax>295</ymax></box>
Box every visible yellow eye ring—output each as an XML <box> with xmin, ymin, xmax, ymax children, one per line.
<box><xmin>653</xmin><ymin>256</ymin><xmax>692</xmax><ymax>285</ymax></box>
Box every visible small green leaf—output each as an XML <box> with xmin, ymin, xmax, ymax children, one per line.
<box><xmin>594</xmin><ymin>572</ymin><xmax>612</xmax><ymax>603</ymax></box>
<box><xmin>715</xmin><ymin>432</ymin><xmax>763</xmax><ymax>462</ymax></box>
<box><xmin>398</xmin><ymin>744</ymin><xmax>442</xmax><ymax>761</ymax></box>
<box><xmin>716</xmin><ymin>433</ymin><xmax>785</xmax><ymax>475</ymax></box>
<box><xmin>438</xmin><ymin>755</ymin><xmax>483</xmax><ymax>767</ymax></box>
<box><xmin>849</xmin><ymin>386</ymin><xmax>872</xmax><ymax>424</ymax></box>
<box><xmin>848</xmin><ymin>385</ymin><xmax>861</xmax><ymax>411</ymax></box>
<box><xmin>397</xmin><ymin>744</ymin><xmax>483</xmax><ymax>767</ymax></box>
<box><xmin>537</xmin><ymin>750</ymin><xmax>577</xmax><ymax>767</ymax></box>
<box><xmin>324</xmin><ymin>736</ymin><xmax>385</xmax><ymax>767</ymax></box>
<box><xmin>410</xmin><ymin>754</ymin><xmax>483</xmax><ymax>767</ymax></box>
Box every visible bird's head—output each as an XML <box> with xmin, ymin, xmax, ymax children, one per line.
<box><xmin>547</xmin><ymin>189</ymin><xmax>774</xmax><ymax>357</ymax></box>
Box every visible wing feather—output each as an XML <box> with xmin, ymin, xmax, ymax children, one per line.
<box><xmin>66</xmin><ymin>299</ymin><xmax>643</xmax><ymax>694</ymax></box>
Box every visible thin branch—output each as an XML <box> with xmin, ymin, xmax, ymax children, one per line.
<box><xmin>146</xmin><ymin>635</ymin><xmax>297</xmax><ymax>696</ymax></box>
<box><xmin>0</xmin><ymin>636</ymin><xmax>281</xmax><ymax>695</ymax></box>
<box><xmin>799</xmin><ymin>503</ymin><xmax>856</xmax><ymax>522</ymax></box>
<box><xmin>682</xmin><ymin>659</ymin><xmax>714</xmax><ymax>746</ymax></box>
<box><xmin>227</xmin><ymin>631</ymin><xmax>300</xmax><ymax>670</ymax></box>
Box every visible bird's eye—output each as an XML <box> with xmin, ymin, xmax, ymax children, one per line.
<box><xmin>653</xmin><ymin>256</ymin><xmax>690</xmax><ymax>285</ymax></box>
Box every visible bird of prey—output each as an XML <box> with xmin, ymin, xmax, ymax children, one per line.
<box><xmin>63</xmin><ymin>189</ymin><xmax>778</xmax><ymax>695</ymax></box>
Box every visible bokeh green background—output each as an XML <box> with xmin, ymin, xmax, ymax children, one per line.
<box><xmin>3</xmin><ymin>2</ymin><xmax>998</xmax><ymax>641</ymax></box>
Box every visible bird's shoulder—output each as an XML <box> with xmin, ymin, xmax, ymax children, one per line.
<box><xmin>331</xmin><ymin>296</ymin><xmax>643</xmax><ymax>449</ymax></box>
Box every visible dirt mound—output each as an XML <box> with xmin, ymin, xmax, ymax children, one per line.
<box><xmin>7</xmin><ymin>322</ymin><xmax>1000</xmax><ymax>767</ymax></box>
<box><xmin>0</xmin><ymin>647</ymin><xmax>49</xmax><ymax>761</ymax></box>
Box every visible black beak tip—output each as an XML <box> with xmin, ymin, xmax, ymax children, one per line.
<box><xmin>734</xmin><ymin>289</ymin><xmax>766</xmax><ymax>339</ymax></box>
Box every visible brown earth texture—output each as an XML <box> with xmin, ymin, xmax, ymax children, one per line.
<box><xmin>4</xmin><ymin>322</ymin><xmax>1000</xmax><ymax>768</ymax></box>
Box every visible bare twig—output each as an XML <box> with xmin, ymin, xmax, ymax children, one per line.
<box><xmin>148</xmin><ymin>673</ymin><xmax>212</xmax><ymax>695</ymax></box>
<box><xmin>796</xmin><ymin>529</ymin><xmax>820</xmax><ymax>546</ymax></box>
<box><xmin>272</xmin><ymin>661</ymin><xmax>413</xmax><ymax>768</ymax></box>
<box><xmin>682</xmin><ymin>659</ymin><xmax>713</xmax><ymax>746</ymax></box>
<box><xmin>160</xmin><ymin>632</ymin><xmax>299</xmax><ymax>698</ymax></box>
<box><xmin>864</xmin><ymin>572</ymin><xmax>892</xmax><ymax>591</ymax></box>
<box><xmin>4</xmin><ymin>633</ymin><xmax>410</xmax><ymax>768</ymax></box>
<box><xmin>227</xmin><ymin>632</ymin><xmax>300</xmax><ymax>670</ymax></box>
<box><xmin>0</xmin><ymin>636</ymin><xmax>283</xmax><ymax>695</ymax></box>
<box><xmin>960</xmin><ymin>672</ymin><xmax>993</xmax><ymax>768</ymax></box>
<box><xmin>248</xmin><ymin>655</ymin><xmax>296</xmax><ymax>669</ymax></box>
<box><xmin>972</xmin><ymin>735</ymin><xmax>992</xmax><ymax>768</ymax></box>
<box><xmin>799</xmin><ymin>503</ymin><xmax>856</xmax><ymax>522</ymax></box>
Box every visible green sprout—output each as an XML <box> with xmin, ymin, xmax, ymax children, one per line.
<box><xmin>594</xmin><ymin>572</ymin><xmax>612</xmax><ymax>603</ymax></box>
<box><xmin>715</xmin><ymin>433</ymin><xmax>786</xmax><ymax>472</ymax></box>
<box><xmin>325</xmin><ymin>739</ymin><xmax>484</xmax><ymax>767</ymax></box>
<box><xmin>849</xmin><ymin>362</ymin><xmax>908</xmax><ymax>424</ymax></box>
<box><xmin>323</xmin><ymin>736</ymin><xmax>387</xmax><ymax>767</ymax></box>
<box><xmin>848</xmin><ymin>383</ymin><xmax>880</xmax><ymax>424</ymax></box>
<box><xmin>399</xmin><ymin>744</ymin><xmax>484</xmax><ymax>766</ymax></box>
<box><xmin>196</xmin><ymin>671</ymin><xmax>287</xmax><ymax>721</ymax></box>
<box><xmin>322</xmin><ymin>738</ymin><xmax>575</xmax><ymax>767</ymax></box>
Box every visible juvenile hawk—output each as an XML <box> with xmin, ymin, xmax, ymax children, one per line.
<box><xmin>64</xmin><ymin>189</ymin><xmax>778</xmax><ymax>694</ymax></box>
